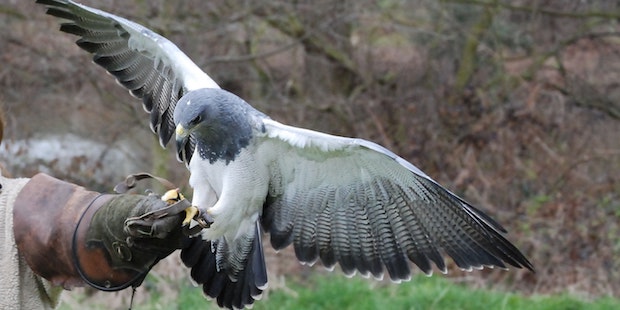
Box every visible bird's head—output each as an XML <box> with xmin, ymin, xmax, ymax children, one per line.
<box><xmin>174</xmin><ymin>88</ymin><xmax>259</xmax><ymax>164</ymax></box>
<box><xmin>175</xmin><ymin>91</ymin><xmax>209</xmax><ymax>149</ymax></box>
<box><xmin>175</xmin><ymin>88</ymin><xmax>230</xmax><ymax>159</ymax></box>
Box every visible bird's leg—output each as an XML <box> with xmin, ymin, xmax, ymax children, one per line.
<box><xmin>199</xmin><ymin>209</ymin><xmax>215</xmax><ymax>228</ymax></box>
<box><xmin>179</xmin><ymin>206</ymin><xmax>212</xmax><ymax>237</ymax></box>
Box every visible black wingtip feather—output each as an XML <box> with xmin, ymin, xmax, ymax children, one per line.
<box><xmin>456</xmin><ymin>196</ymin><xmax>509</xmax><ymax>234</ymax></box>
<box><xmin>385</xmin><ymin>256</ymin><xmax>411</xmax><ymax>281</ymax></box>
<box><xmin>59</xmin><ymin>23</ymin><xmax>86</xmax><ymax>36</ymax></box>
<box><xmin>47</xmin><ymin>9</ymin><xmax>75</xmax><ymax>22</ymax></box>
<box><xmin>491</xmin><ymin>234</ymin><xmax>535</xmax><ymax>272</ymax></box>
<box><xmin>36</xmin><ymin>0</ymin><xmax>61</xmax><ymax>5</ymax></box>
<box><xmin>269</xmin><ymin>230</ymin><xmax>294</xmax><ymax>250</ymax></box>
<box><xmin>74</xmin><ymin>39</ymin><xmax>100</xmax><ymax>53</ymax></box>
<box><xmin>295</xmin><ymin>245</ymin><xmax>318</xmax><ymax>265</ymax></box>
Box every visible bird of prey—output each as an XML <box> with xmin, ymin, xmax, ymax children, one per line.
<box><xmin>37</xmin><ymin>0</ymin><xmax>534</xmax><ymax>308</ymax></box>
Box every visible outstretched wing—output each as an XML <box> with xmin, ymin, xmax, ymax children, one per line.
<box><xmin>260</xmin><ymin>119</ymin><xmax>534</xmax><ymax>280</ymax></box>
<box><xmin>37</xmin><ymin>0</ymin><xmax>219</xmax><ymax>163</ymax></box>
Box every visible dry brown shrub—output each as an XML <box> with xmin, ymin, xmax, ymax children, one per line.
<box><xmin>1</xmin><ymin>0</ymin><xmax>619</xmax><ymax>305</ymax></box>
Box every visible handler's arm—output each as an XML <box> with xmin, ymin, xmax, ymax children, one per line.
<box><xmin>2</xmin><ymin>173</ymin><xmax>187</xmax><ymax>308</ymax></box>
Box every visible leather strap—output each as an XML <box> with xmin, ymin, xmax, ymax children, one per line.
<box><xmin>72</xmin><ymin>194</ymin><xmax>152</xmax><ymax>291</ymax></box>
<box><xmin>113</xmin><ymin>172</ymin><xmax>177</xmax><ymax>194</ymax></box>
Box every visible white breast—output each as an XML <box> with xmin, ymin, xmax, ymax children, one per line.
<box><xmin>188</xmin><ymin>144</ymin><xmax>272</xmax><ymax>240</ymax></box>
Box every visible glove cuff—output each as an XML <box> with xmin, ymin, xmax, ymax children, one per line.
<box><xmin>73</xmin><ymin>193</ymin><xmax>154</xmax><ymax>291</ymax></box>
<box><xmin>13</xmin><ymin>173</ymin><xmax>149</xmax><ymax>291</ymax></box>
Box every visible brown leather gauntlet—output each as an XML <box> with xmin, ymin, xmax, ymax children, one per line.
<box><xmin>13</xmin><ymin>173</ymin><xmax>186</xmax><ymax>291</ymax></box>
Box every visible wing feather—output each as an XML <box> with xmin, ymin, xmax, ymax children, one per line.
<box><xmin>359</xmin><ymin>181</ymin><xmax>386</xmax><ymax>278</ymax></box>
<box><xmin>292</xmin><ymin>187</ymin><xmax>320</xmax><ymax>263</ymax></box>
<box><xmin>368</xmin><ymin>180</ymin><xmax>411</xmax><ymax>281</ymax></box>
<box><xmin>260</xmin><ymin>120</ymin><xmax>534</xmax><ymax>281</ymax></box>
<box><xmin>332</xmin><ymin>197</ymin><xmax>354</xmax><ymax>275</ymax></box>
<box><xmin>316</xmin><ymin>191</ymin><xmax>337</xmax><ymax>269</ymax></box>
<box><xmin>349</xmin><ymin>184</ymin><xmax>380</xmax><ymax>278</ymax></box>
<box><xmin>37</xmin><ymin>0</ymin><xmax>219</xmax><ymax>155</ymax></box>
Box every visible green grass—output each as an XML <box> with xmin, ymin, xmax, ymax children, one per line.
<box><xmin>167</xmin><ymin>274</ymin><xmax>618</xmax><ymax>310</ymax></box>
<box><xmin>59</xmin><ymin>273</ymin><xmax>619</xmax><ymax>309</ymax></box>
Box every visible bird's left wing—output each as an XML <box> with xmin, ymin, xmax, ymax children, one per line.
<box><xmin>37</xmin><ymin>0</ymin><xmax>219</xmax><ymax>161</ymax></box>
<box><xmin>259</xmin><ymin>119</ymin><xmax>534</xmax><ymax>281</ymax></box>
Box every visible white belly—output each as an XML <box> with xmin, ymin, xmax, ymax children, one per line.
<box><xmin>188</xmin><ymin>145</ymin><xmax>270</xmax><ymax>240</ymax></box>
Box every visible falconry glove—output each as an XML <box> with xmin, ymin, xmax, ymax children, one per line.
<box><xmin>13</xmin><ymin>173</ymin><xmax>188</xmax><ymax>291</ymax></box>
<box><xmin>84</xmin><ymin>194</ymin><xmax>187</xmax><ymax>278</ymax></box>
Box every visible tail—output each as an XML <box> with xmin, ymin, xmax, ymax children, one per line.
<box><xmin>181</xmin><ymin>221</ymin><xmax>268</xmax><ymax>309</ymax></box>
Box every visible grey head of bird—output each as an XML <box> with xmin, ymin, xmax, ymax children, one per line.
<box><xmin>174</xmin><ymin>88</ymin><xmax>265</xmax><ymax>165</ymax></box>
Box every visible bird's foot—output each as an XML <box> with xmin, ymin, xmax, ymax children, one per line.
<box><xmin>182</xmin><ymin>206</ymin><xmax>213</xmax><ymax>228</ymax></box>
<box><xmin>160</xmin><ymin>188</ymin><xmax>197</xmax><ymax>226</ymax></box>
<box><xmin>158</xmin><ymin>189</ymin><xmax>208</xmax><ymax>232</ymax></box>
<box><xmin>180</xmin><ymin>206</ymin><xmax>213</xmax><ymax>236</ymax></box>
<box><xmin>183</xmin><ymin>205</ymin><xmax>200</xmax><ymax>227</ymax></box>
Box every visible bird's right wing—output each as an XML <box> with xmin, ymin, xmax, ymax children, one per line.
<box><xmin>37</xmin><ymin>0</ymin><xmax>219</xmax><ymax>162</ymax></box>
<box><xmin>259</xmin><ymin>119</ymin><xmax>534</xmax><ymax>281</ymax></box>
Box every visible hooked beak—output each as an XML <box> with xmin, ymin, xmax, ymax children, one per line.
<box><xmin>175</xmin><ymin>124</ymin><xmax>189</xmax><ymax>159</ymax></box>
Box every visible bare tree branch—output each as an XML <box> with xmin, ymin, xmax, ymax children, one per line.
<box><xmin>453</xmin><ymin>2</ymin><xmax>496</xmax><ymax>99</ymax></box>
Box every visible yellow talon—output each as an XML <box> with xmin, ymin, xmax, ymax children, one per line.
<box><xmin>160</xmin><ymin>189</ymin><xmax>197</xmax><ymax>227</ymax></box>
<box><xmin>161</xmin><ymin>188</ymin><xmax>185</xmax><ymax>203</ymax></box>
<box><xmin>183</xmin><ymin>206</ymin><xmax>200</xmax><ymax>226</ymax></box>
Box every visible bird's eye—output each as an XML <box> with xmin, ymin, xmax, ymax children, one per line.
<box><xmin>189</xmin><ymin>115</ymin><xmax>202</xmax><ymax>126</ymax></box>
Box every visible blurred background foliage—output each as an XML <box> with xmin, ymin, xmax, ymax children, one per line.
<box><xmin>1</xmin><ymin>0</ymin><xmax>619</xmax><ymax>307</ymax></box>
